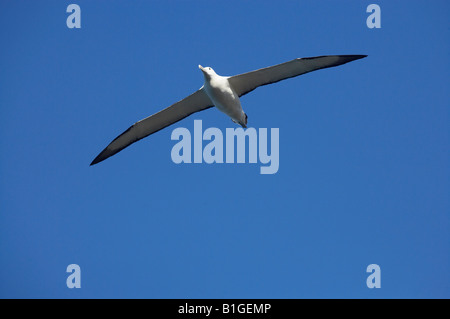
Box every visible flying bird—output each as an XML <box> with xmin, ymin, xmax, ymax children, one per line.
<box><xmin>91</xmin><ymin>55</ymin><xmax>367</xmax><ymax>165</ymax></box>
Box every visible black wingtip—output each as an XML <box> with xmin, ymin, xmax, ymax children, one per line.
<box><xmin>339</xmin><ymin>54</ymin><xmax>368</xmax><ymax>66</ymax></box>
<box><xmin>89</xmin><ymin>148</ymin><xmax>109</xmax><ymax>166</ymax></box>
<box><xmin>90</xmin><ymin>157</ymin><xmax>101</xmax><ymax>166</ymax></box>
<box><xmin>343</xmin><ymin>54</ymin><xmax>368</xmax><ymax>62</ymax></box>
<box><xmin>336</xmin><ymin>54</ymin><xmax>368</xmax><ymax>62</ymax></box>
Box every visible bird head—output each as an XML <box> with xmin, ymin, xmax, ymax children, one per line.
<box><xmin>198</xmin><ymin>65</ymin><xmax>217</xmax><ymax>79</ymax></box>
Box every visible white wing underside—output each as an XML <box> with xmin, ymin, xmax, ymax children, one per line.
<box><xmin>91</xmin><ymin>88</ymin><xmax>213</xmax><ymax>165</ymax></box>
<box><xmin>91</xmin><ymin>55</ymin><xmax>366</xmax><ymax>165</ymax></box>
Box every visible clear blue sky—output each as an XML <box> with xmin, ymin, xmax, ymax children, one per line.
<box><xmin>0</xmin><ymin>1</ymin><xmax>448</xmax><ymax>298</ymax></box>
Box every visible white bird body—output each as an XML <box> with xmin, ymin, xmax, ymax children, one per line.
<box><xmin>199</xmin><ymin>65</ymin><xmax>247</xmax><ymax>127</ymax></box>
<box><xmin>91</xmin><ymin>55</ymin><xmax>367</xmax><ymax>165</ymax></box>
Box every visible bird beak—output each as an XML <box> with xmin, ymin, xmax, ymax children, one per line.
<box><xmin>198</xmin><ymin>65</ymin><xmax>204</xmax><ymax>70</ymax></box>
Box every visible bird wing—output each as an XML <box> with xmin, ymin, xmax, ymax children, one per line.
<box><xmin>91</xmin><ymin>87</ymin><xmax>213</xmax><ymax>165</ymax></box>
<box><xmin>228</xmin><ymin>55</ymin><xmax>367</xmax><ymax>97</ymax></box>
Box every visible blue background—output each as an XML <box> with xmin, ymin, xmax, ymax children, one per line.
<box><xmin>0</xmin><ymin>0</ymin><xmax>448</xmax><ymax>298</ymax></box>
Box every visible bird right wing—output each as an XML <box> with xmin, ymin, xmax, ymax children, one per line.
<box><xmin>228</xmin><ymin>55</ymin><xmax>367</xmax><ymax>97</ymax></box>
<box><xmin>90</xmin><ymin>87</ymin><xmax>213</xmax><ymax>165</ymax></box>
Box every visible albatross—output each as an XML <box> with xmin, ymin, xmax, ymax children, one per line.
<box><xmin>91</xmin><ymin>54</ymin><xmax>367</xmax><ymax>165</ymax></box>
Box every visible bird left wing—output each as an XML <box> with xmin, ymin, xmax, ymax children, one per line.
<box><xmin>228</xmin><ymin>55</ymin><xmax>367</xmax><ymax>97</ymax></box>
<box><xmin>90</xmin><ymin>87</ymin><xmax>213</xmax><ymax>165</ymax></box>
